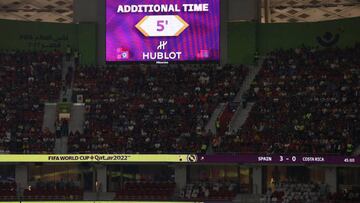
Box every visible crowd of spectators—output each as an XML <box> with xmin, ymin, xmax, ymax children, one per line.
<box><xmin>268</xmin><ymin>181</ymin><xmax>324</xmax><ymax>203</ymax></box>
<box><xmin>263</xmin><ymin>181</ymin><xmax>360</xmax><ymax>203</ymax></box>
<box><xmin>179</xmin><ymin>181</ymin><xmax>237</xmax><ymax>201</ymax></box>
<box><xmin>0</xmin><ymin>178</ymin><xmax>83</xmax><ymax>200</ymax></box>
<box><xmin>115</xmin><ymin>181</ymin><xmax>175</xmax><ymax>200</ymax></box>
<box><xmin>23</xmin><ymin>179</ymin><xmax>82</xmax><ymax>200</ymax></box>
<box><xmin>217</xmin><ymin>45</ymin><xmax>360</xmax><ymax>154</ymax></box>
<box><xmin>326</xmin><ymin>188</ymin><xmax>360</xmax><ymax>202</ymax></box>
<box><xmin>32</xmin><ymin>178</ymin><xmax>78</xmax><ymax>191</ymax></box>
<box><xmin>69</xmin><ymin>64</ymin><xmax>248</xmax><ymax>153</ymax></box>
<box><xmin>0</xmin><ymin>180</ymin><xmax>17</xmax><ymax>200</ymax></box>
<box><xmin>0</xmin><ymin>51</ymin><xmax>62</xmax><ymax>153</ymax></box>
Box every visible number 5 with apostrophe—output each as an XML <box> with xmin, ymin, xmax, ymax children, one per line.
<box><xmin>136</xmin><ymin>15</ymin><xmax>189</xmax><ymax>37</ymax></box>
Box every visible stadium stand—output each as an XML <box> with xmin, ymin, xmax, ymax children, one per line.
<box><xmin>179</xmin><ymin>181</ymin><xmax>237</xmax><ymax>201</ymax></box>
<box><xmin>0</xmin><ymin>0</ymin><xmax>359</xmax><ymax>202</ymax></box>
<box><xmin>0</xmin><ymin>48</ymin><xmax>358</xmax><ymax>202</ymax></box>
<box><xmin>261</xmin><ymin>181</ymin><xmax>360</xmax><ymax>203</ymax></box>
<box><xmin>23</xmin><ymin>180</ymin><xmax>83</xmax><ymax>200</ymax></box>
<box><xmin>0</xmin><ymin>181</ymin><xmax>17</xmax><ymax>200</ymax></box>
<box><xmin>114</xmin><ymin>181</ymin><xmax>175</xmax><ymax>200</ymax></box>
<box><xmin>326</xmin><ymin>189</ymin><xmax>360</xmax><ymax>203</ymax></box>
<box><xmin>217</xmin><ymin>45</ymin><xmax>360</xmax><ymax>155</ymax></box>
<box><xmin>69</xmin><ymin>65</ymin><xmax>248</xmax><ymax>153</ymax></box>
<box><xmin>263</xmin><ymin>181</ymin><xmax>323</xmax><ymax>203</ymax></box>
<box><xmin>0</xmin><ymin>51</ymin><xmax>63</xmax><ymax>154</ymax></box>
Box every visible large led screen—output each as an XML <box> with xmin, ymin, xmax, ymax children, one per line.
<box><xmin>106</xmin><ymin>0</ymin><xmax>220</xmax><ymax>63</ymax></box>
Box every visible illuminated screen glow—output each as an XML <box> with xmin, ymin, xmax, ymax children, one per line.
<box><xmin>106</xmin><ymin>0</ymin><xmax>220</xmax><ymax>62</ymax></box>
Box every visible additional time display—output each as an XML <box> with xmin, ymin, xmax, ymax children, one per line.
<box><xmin>106</xmin><ymin>0</ymin><xmax>220</xmax><ymax>62</ymax></box>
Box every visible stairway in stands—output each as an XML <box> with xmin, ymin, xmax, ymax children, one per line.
<box><xmin>229</xmin><ymin>59</ymin><xmax>263</xmax><ymax>132</ymax></box>
<box><xmin>205</xmin><ymin>103</ymin><xmax>227</xmax><ymax>134</ymax></box>
<box><xmin>42</xmin><ymin>103</ymin><xmax>57</xmax><ymax>134</ymax></box>
<box><xmin>42</xmin><ymin>56</ymin><xmax>73</xmax><ymax>153</ymax></box>
<box><xmin>61</xmin><ymin>56</ymin><xmax>75</xmax><ymax>103</ymax></box>
<box><xmin>206</xmin><ymin>62</ymin><xmax>263</xmax><ymax>135</ymax></box>
<box><xmin>66</xmin><ymin>58</ymin><xmax>86</xmax><ymax>153</ymax></box>
<box><xmin>204</xmin><ymin>63</ymin><xmax>261</xmax><ymax>154</ymax></box>
<box><xmin>69</xmin><ymin>103</ymin><xmax>86</xmax><ymax>134</ymax></box>
<box><xmin>52</xmin><ymin>56</ymin><xmax>80</xmax><ymax>154</ymax></box>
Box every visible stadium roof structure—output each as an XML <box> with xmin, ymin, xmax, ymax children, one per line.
<box><xmin>262</xmin><ymin>0</ymin><xmax>360</xmax><ymax>23</ymax></box>
<box><xmin>0</xmin><ymin>0</ymin><xmax>73</xmax><ymax>23</ymax></box>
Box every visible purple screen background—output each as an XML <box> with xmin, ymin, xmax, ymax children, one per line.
<box><xmin>106</xmin><ymin>0</ymin><xmax>220</xmax><ymax>62</ymax></box>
